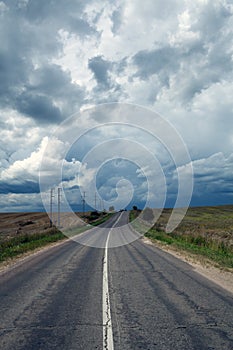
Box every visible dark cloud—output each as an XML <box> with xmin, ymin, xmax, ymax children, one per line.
<box><xmin>131</xmin><ymin>1</ymin><xmax>233</xmax><ymax>104</ymax></box>
<box><xmin>19</xmin><ymin>64</ymin><xmax>85</xmax><ymax>122</ymax></box>
<box><xmin>191</xmin><ymin>1</ymin><xmax>232</xmax><ymax>39</ymax></box>
<box><xmin>87</xmin><ymin>55</ymin><xmax>124</xmax><ymax>104</ymax></box>
<box><xmin>133</xmin><ymin>46</ymin><xmax>179</xmax><ymax>81</ymax></box>
<box><xmin>23</xmin><ymin>0</ymin><xmax>96</xmax><ymax>38</ymax></box>
<box><xmin>0</xmin><ymin>0</ymin><xmax>91</xmax><ymax>124</ymax></box>
<box><xmin>111</xmin><ymin>8</ymin><xmax>122</xmax><ymax>34</ymax></box>
<box><xmin>0</xmin><ymin>12</ymin><xmax>33</xmax><ymax>107</ymax></box>
<box><xmin>28</xmin><ymin>65</ymin><xmax>71</xmax><ymax>95</ymax></box>
<box><xmin>88</xmin><ymin>55</ymin><xmax>112</xmax><ymax>88</ymax></box>
<box><xmin>15</xmin><ymin>92</ymin><xmax>63</xmax><ymax>124</ymax></box>
<box><xmin>0</xmin><ymin>0</ymin><xmax>233</xmax><ymax>210</ymax></box>
<box><xmin>179</xmin><ymin>152</ymin><xmax>233</xmax><ymax>206</ymax></box>
<box><xmin>8</xmin><ymin>0</ymin><xmax>94</xmax><ymax>34</ymax></box>
<box><xmin>0</xmin><ymin>180</ymin><xmax>40</xmax><ymax>194</ymax></box>
<box><xmin>0</xmin><ymin>57</ymin><xmax>85</xmax><ymax>123</ymax></box>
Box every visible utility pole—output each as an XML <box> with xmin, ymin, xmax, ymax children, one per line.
<box><xmin>94</xmin><ymin>192</ymin><xmax>97</xmax><ymax>211</ymax></box>
<box><xmin>50</xmin><ymin>188</ymin><xmax>55</xmax><ymax>227</ymax></box>
<box><xmin>57</xmin><ymin>187</ymin><xmax>61</xmax><ymax>228</ymax></box>
<box><xmin>99</xmin><ymin>198</ymin><xmax>104</xmax><ymax>212</ymax></box>
<box><xmin>102</xmin><ymin>199</ymin><xmax>105</xmax><ymax>212</ymax></box>
<box><xmin>82</xmin><ymin>191</ymin><xmax>86</xmax><ymax>216</ymax></box>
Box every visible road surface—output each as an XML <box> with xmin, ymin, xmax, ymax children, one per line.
<box><xmin>0</xmin><ymin>212</ymin><xmax>232</xmax><ymax>349</ymax></box>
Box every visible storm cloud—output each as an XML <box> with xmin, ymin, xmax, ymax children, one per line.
<box><xmin>0</xmin><ymin>0</ymin><xmax>233</xmax><ymax>211</ymax></box>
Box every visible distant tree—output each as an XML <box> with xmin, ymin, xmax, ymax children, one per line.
<box><xmin>90</xmin><ymin>211</ymin><xmax>100</xmax><ymax>220</ymax></box>
<box><xmin>109</xmin><ymin>206</ymin><xmax>115</xmax><ymax>212</ymax></box>
<box><xmin>143</xmin><ymin>207</ymin><xmax>154</xmax><ymax>222</ymax></box>
<box><xmin>133</xmin><ymin>205</ymin><xmax>138</xmax><ymax>211</ymax></box>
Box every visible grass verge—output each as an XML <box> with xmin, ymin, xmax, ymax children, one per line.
<box><xmin>129</xmin><ymin>209</ymin><xmax>233</xmax><ymax>269</ymax></box>
<box><xmin>90</xmin><ymin>213</ymin><xmax>114</xmax><ymax>226</ymax></box>
<box><xmin>0</xmin><ymin>228</ymin><xmax>65</xmax><ymax>263</ymax></box>
<box><xmin>145</xmin><ymin>229</ymin><xmax>233</xmax><ymax>269</ymax></box>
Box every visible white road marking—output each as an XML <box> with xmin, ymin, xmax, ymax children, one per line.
<box><xmin>103</xmin><ymin>213</ymin><xmax>122</xmax><ymax>350</ymax></box>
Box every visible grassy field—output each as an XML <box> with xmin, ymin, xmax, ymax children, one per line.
<box><xmin>130</xmin><ymin>205</ymin><xmax>233</xmax><ymax>269</ymax></box>
<box><xmin>0</xmin><ymin>212</ymin><xmax>113</xmax><ymax>263</ymax></box>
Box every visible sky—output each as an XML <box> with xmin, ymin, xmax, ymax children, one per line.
<box><xmin>0</xmin><ymin>0</ymin><xmax>233</xmax><ymax>212</ymax></box>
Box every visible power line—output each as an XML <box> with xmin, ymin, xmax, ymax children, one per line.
<box><xmin>57</xmin><ymin>187</ymin><xmax>62</xmax><ymax>228</ymax></box>
<box><xmin>94</xmin><ymin>192</ymin><xmax>97</xmax><ymax>211</ymax></box>
<box><xmin>82</xmin><ymin>191</ymin><xmax>86</xmax><ymax>215</ymax></box>
<box><xmin>50</xmin><ymin>188</ymin><xmax>55</xmax><ymax>227</ymax></box>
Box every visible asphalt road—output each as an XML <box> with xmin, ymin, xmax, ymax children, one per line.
<box><xmin>0</xmin><ymin>212</ymin><xmax>233</xmax><ymax>349</ymax></box>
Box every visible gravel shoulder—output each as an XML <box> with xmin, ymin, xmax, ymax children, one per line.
<box><xmin>142</xmin><ymin>237</ymin><xmax>233</xmax><ymax>295</ymax></box>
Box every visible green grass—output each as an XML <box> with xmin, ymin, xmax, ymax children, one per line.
<box><xmin>89</xmin><ymin>213</ymin><xmax>114</xmax><ymax>226</ymax></box>
<box><xmin>145</xmin><ymin>229</ymin><xmax>233</xmax><ymax>268</ymax></box>
<box><xmin>129</xmin><ymin>207</ymin><xmax>233</xmax><ymax>268</ymax></box>
<box><xmin>0</xmin><ymin>228</ymin><xmax>65</xmax><ymax>262</ymax></box>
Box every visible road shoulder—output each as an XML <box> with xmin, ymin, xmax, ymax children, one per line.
<box><xmin>0</xmin><ymin>238</ymin><xmax>69</xmax><ymax>275</ymax></box>
<box><xmin>142</xmin><ymin>237</ymin><xmax>233</xmax><ymax>294</ymax></box>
